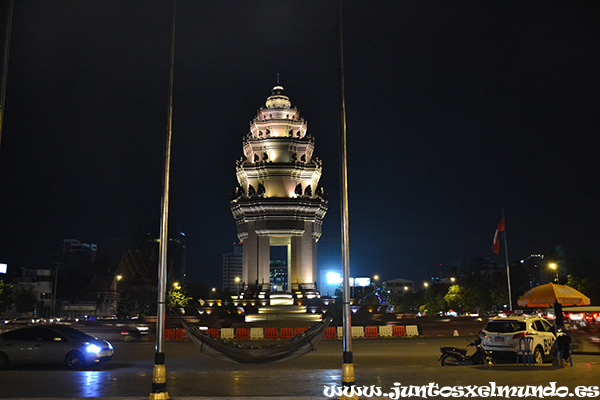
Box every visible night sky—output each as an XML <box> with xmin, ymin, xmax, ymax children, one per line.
<box><xmin>1</xmin><ymin>1</ymin><xmax>599</xmax><ymax>287</ymax></box>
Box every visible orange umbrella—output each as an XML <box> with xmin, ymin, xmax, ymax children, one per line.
<box><xmin>517</xmin><ymin>282</ymin><xmax>591</xmax><ymax>307</ymax></box>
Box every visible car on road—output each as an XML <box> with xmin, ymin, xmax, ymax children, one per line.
<box><xmin>3</xmin><ymin>317</ymin><xmax>41</xmax><ymax>326</ymax></box>
<box><xmin>0</xmin><ymin>324</ymin><xmax>114</xmax><ymax>369</ymax></box>
<box><xmin>480</xmin><ymin>315</ymin><xmax>556</xmax><ymax>363</ymax></box>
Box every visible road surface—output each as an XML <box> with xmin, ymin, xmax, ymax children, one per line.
<box><xmin>1</xmin><ymin>337</ymin><xmax>599</xmax><ymax>398</ymax></box>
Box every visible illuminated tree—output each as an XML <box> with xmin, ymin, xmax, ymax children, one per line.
<box><xmin>444</xmin><ymin>284</ymin><xmax>465</xmax><ymax>312</ymax></box>
<box><xmin>168</xmin><ymin>286</ymin><xmax>192</xmax><ymax>311</ymax></box>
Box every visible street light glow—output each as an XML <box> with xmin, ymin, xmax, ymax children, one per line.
<box><xmin>326</xmin><ymin>272</ymin><xmax>342</xmax><ymax>285</ymax></box>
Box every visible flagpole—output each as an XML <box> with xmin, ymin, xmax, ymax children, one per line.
<box><xmin>502</xmin><ymin>208</ymin><xmax>513</xmax><ymax>311</ymax></box>
<box><xmin>150</xmin><ymin>1</ymin><xmax>176</xmax><ymax>399</ymax></box>
<box><xmin>337</xmin><ymin>0</ymin><xmax>357</xmax><ymax>397</ymax></box>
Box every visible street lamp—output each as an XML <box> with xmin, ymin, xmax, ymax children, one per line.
<box><xmin>114</xmin><ymin>275</ymin><xmax>122</xmax><ymax>316</ymax></box>
<box><xmin>423</xmin><ymin>282</ymin><xmax>429</xmax><ymax>288</ymax></box>
<box><xmin>234</xmin><ymin>277</ymin><xmax>241</xmax><ymax>296</ymax></box>
<box><xmin>549</xmin><ymin>263</ymin><xmax>559</xmax><ymax>283</ymax></box>
<box><xmin>450</xmin><ymin>277</ymin><xmax>456</xmax><ymax>283</ymax></box>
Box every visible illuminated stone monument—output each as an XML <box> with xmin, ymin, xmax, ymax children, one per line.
<box><xmin>231</xmin><ymin>85</ymin><xmax>328</xmax><ymax>297</ymax></box>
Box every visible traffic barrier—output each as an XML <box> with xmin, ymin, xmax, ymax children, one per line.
<box><xmin>280</xmin><ymin>327</ymin><xmax>294</xmax><ymax>339</ymax></box>
<box><xmin>294</xmin><ymin>327</ymin><xmax>307</xmax><ymax>336</ymax></box>
<box><xmin>351</xmin><ymin>326</ymin><xmax>365</xmax><ymax>338</ymax></box>
<box><xmin>165</xmin><ymin>328</ymin><xmax>175</xmax><ymax>340</ymax></box>
<box><xmin>379</xmin><ymin>326</ymin><xmax>393</xmax><ymax>337</ymax></box>
<box><xmin>392</xmin><ymin>325</ymin><xmax>406</xmax><ymax>336</ymax></box>
<box><xmin>236</xmin><ymin>327</ymin><xmax>249</xmax><ymax>340</ymax></box>
<box><xmin>206</xmin><ymin>328</ymin><xmax>219</xmax><ymax>338</ymax></box>
<box><xmin>406</xmin><ymin>325</ymin><xmax>419</xmax><ymax>336</ymax></box>
<box><xmin>220</xmin><ymin>328</ymin><xmax>235</xmax><ymax>339</ymax></box>
<box><xmin>177</xmin><ymin>324</ymin><xmax>417</xmax><ymax>341</ymax></box>
<box><xmin>250</xmin><ymin>327</ymin><xmax>264</xmax><ymax>340</ymax></box>
<box><xmin>264</xmin><ymin>327</ymin><xmax>277</xmax><ymax>339</ymax></box>
<box><xmin>365</xmin><ymin>326</ymin><xmax>379</xmax><ymax>338</ymax></box>
<box><xmin>323</xmin><ymin>327</ymin><xmax>337</xmax><ymax>339</ymax></box>
<box><xmin>174</xmin><ymin>328</ymin><xmax>186</xmax><ymax>340</ymax></box>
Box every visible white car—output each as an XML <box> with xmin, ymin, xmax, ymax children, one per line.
<box><xmin>0</xmin><ymin>325</ymin><xmax>114</xmax><ymax>369</ymax></box>
<box><xmin>480</xmin><ymin>316</ymin><xmax>557</xmax><ymax>363</ymax></box>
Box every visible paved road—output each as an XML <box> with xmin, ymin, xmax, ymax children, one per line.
<box><xmin>1</xmin><ymin>337</ymin><xmax>599</xmax><ymax>398</ymax></box>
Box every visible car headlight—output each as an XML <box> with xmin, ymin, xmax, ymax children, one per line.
<box><xmin>85</xmin><ymin>343</ymin><xmax>102</xmax><ymax>354</ymax></box>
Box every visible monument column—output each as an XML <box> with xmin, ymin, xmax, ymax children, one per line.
<box><xmin>257</xmin><ymin>235</ymin><xmax>270</xmax><ymax>288</ymax></box>
<box><xmin>242</xmin><ymin>223</ymin><xmax>257</xmax><ymax>287</ymax></box>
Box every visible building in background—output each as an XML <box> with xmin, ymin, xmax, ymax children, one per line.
<box><xmin>222</xmin><ymin>242</ymin><xmax>243</xmax><ymax>293</ymax></box>
<box><xmin>383</xmin><ymin>278</ymin><xmax>415</xmax><ymax>295</ymax></box>
<box><xmin>270</xmin><ymin>259</ymin><xmax>288</xmax><ymax>292</ymax></box>
<box><xmin>9</xmin><ymin>268</ymin><xmax>54</xmax><ymax>318</ymax></box>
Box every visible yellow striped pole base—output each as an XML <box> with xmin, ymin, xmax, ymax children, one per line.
<box><xmin>338</xmin><ymin>351</ymin><xmax>359</xmax><ymax>400</ymax></box>
<box><xmin>149</xmin><ymin>353</ymin><xmax>169</xmax><ymax>400</ymax></box>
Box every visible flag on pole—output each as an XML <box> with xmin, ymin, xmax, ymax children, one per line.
<box><xmin>492</xmin><ymin>218</ymin><xmax>504</xmax><ymax>255</ymax></box>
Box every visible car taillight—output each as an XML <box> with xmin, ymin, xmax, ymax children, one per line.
<box><xmin>512</xmin><ymin>332</ymin><xmax>525</xmax><ymax>339</ymax></box>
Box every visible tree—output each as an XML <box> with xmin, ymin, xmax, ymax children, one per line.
<box><xmin>0</xmin><ymin>280</ymin><xmax>14</xmax><ymax>315</ymax></box>
<box><xmin>14</xmin><ymin>285</ymin><xmax>37</xmax><ymax>313</ymax></box>
<box><xmin>567</xmin><ymin>274</ymin><xmax>599</xmax><ymax>304</ymax></box>
<box><xmin>168</xmin><ymin>286</ymin><xmax>192</xmax><ymax>311</ymax></box>
<box><xmin>422</xmin><ymin>283</ymin><xmax>449</xmax><ymax>316</ymax></box>
<box><xmin>391</xmin><ymin>290</ymin><xmax>423</xmax><ymax>314</ymax></box>
<box><xmin>444</xmin><ymin>284</ymin><xmax>465</xmax><ymax>312</ymax></box>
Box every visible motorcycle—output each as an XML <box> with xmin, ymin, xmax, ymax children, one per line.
<box><xmin>439</xmin><ymin>337</ymin><xmax>494</xmax><ymax>366</ymax></box>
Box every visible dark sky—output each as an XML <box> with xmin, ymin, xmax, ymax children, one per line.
<box><xmin>1</xmin><ymin>1</ymin><xmax>599</xmax><ymax>287</ymax></box>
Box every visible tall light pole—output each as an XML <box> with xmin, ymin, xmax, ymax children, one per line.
<box><xmin>372</xmin><ymin>274</ymin><xmax>379</xmax><ymax>294</ymax></box>
<box><xmin>52</xmin><ymin>266</ymin><xmax>59</xmax><ymax>318</ymax></box>
<box><xmin>0</xmin><ymin>0</ymin><xmax>14</xmax><ymax>150</ymax></box>
<box><xmin>114</xmin><ymin>275</ymin><xmax>122</xmax><ymax>316</ymax></box>
<box><xmin>549</xmin><ymin>263</ymin><xmax>559</xmax><ymax>283</ymax></box>
<box><xmin>150</xmin><ymin>1</ymin><xmax>176</xmax><ymax>399</ymax></box>
<box><xmin>234</xmin><ymin>276</ymin><xmax>241</xmax><ymax>297</ymax></box>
